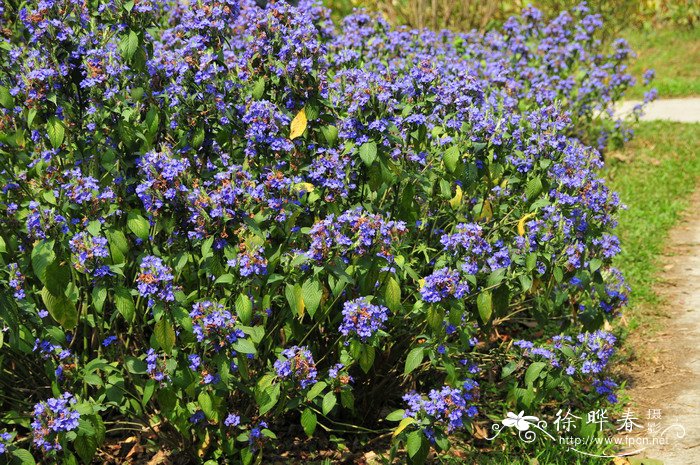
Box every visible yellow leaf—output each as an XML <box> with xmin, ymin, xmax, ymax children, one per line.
<box><xmin>449</xmin><ymin>184</ymin><xmax>463</xmax><ymax>209</ymax></box>
<box><xmin>517</xmin><ymin>213</ymin><xmax>536</xmax><ymax>236</ymax></box>
<box><xmin>393</xmin><ymin>417</ymin><xmax>415</xmax><ymax>438</ymax></box>
<box><xmin>477</xmin><ymin>200</ymin><xmax>493</xmax><ymax>221</ymax></box>
<box><xmin>290</xmin><ymin>108</ymin><xmax>307</xmax><ymax>140</ymax></box>
<box><xmin>293</xmin><ymin>182</ymin><xmax>315</xmax><ymax>193</ymax></box>
<box><xmin>197</xmin><ymin>430</ymin><xmax>211</xmax><ymax>458</ymax></box>
<box><xmin>297</xmin><ymin>287</ymin><xmax>305</xmax><ymax>319</ymax></box>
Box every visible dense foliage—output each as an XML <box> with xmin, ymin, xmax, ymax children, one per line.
<box><xmin>0</xmin><ymin>0</ymin><xmax>654</xmax><ymax>463</ymax></box>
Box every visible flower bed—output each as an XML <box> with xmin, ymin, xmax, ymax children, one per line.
<box><xmin>0</xmin><ymin>0</ymin><xmax>653</xmax><ymax>463</ymax></box>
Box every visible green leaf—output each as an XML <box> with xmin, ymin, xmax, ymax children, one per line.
<box><xmin>300</xmin><ymin>409</ymin><xmax>317</xmax><ymax>437</ymax></box>
<box><xmin>192</xmin><ymin>126</ymin><xmax>205</xmax><ymax>149</ymax></box>
<box><xmin>553</xmin><ymin>266</ymin><xmax>564</xmax><ymax>283</ymax></box>
<box><xmin>406</xmin><ymin>430</ymin><xmax>424</xmax><ymax>458</ymax></box>
<box><xmin>86</xmin><ymin>220</ymin><xmax>102</xmax><ymax>237</ymax></box>
<box><xmin>114</xmin><ymin>287</ymin><xmax>135</xmax><ymax>323</ymax></box>
<box><xmin>525</xmin><ymin>253</ymin><xmax>537</xmax><ymax>272</ymax></box>
<box><xmin>63</xmin><ymin>452</ymin><xmax>79</xmax><ymax>465</ymax></box>
<box><xmin>285</xmin><ymin>283</ymin><xmax>305</xmax><ymax>318</ymax></box>
<box><xmin>320</xmin><ymin>125</ymin><xmax>338</xmax><ymax>146</ymax></box>
<box><xmin>125</xmin><ymin>357</ymin><xmax>147</xmax><ymax>374</ymax></box>
<box><xmin>525</xmin><ymin>361</ymin><xmax>547</xmax><ymax>386</ymax></box>
<box><xmin>525</xmin><ymin>177</ymin><xmax>543</xmax><ymax>201</ymax></box>
<box><xmin>144</xmin><ymin>106</ymin><xmax>160</xmax><ymax>137</ymax></box>
<box><xmin>301</xmin><ymin>279</ymin><xmax>322</xmax><ymax>318</ymax></box>
<box><xmin>121</xmin><ymin>30</ymin><xmax>139</xmax><ymax>61</ymax></box>
<box><xmin>322</xmin><ymin>392</ymin><xmax>337</xmax><ymax>415</ymax></box>
<box><xmin>106</xmin><ymin>229</ymin><xmax>129</xmax><ymax>264</ymax></box>
<box><xmin>127</xmin><ymin>211</ymin><xmax>150</xmax><ymax>240</ymax></box>
<box><xmin>11</xmin><ymin>449</ymin><xmax>36</xmax><ymax>465</ymax></box>
<box><xmin>142</xmin><ymin>379</ymin><xmax>156</xmax><ymax>405</ymax></box>
<box><xmin>0</xmin><ymin>85</ymin><xmax>14</xmax><ymax>109</ymax></box>
<box><xmin>501</xmin><ymin>361</ymin><xmax>518</xmax><ymax>378</ymax></box>
<box><xmin>32</xmin><ymin>239</ymin><xmax>56</xmax><ymax>285</ymax></box>
<box><xmin>404</xmin><ymin>347</ymin><xmax>424</xmax><ymax>375</ymax></box>
<box><xmin>232</xmin><ymin>338</ymin><xmax>256</xmax><ymax>354</ymax></box>
<box><xmin>359</xmin><ymin>140</ymin><xmax>377</xmax><ymax>166</ymax></box>
<box><xmin>385</xmin><ymin>409</ymin><xmax>405</xmax><ymax>422</ymax></box>
<box><xmin>236</xmin><ymin>293</ymin><xmax>253</xmax><ymax>325</ymax></box>
<box><xmin>45</xmin><ymin>260</ymin><xmax>71</xmax><ymax>296</ymax></box>
<box><xmin>486</xmin><ymin>268</ymin><xmax>506</xmax><ymax>287</ymax></box>
<box><xmin>154</xmin><ymin>318</ymin><xmax>175</xmax><ymax>354</ymax></box>
<box><xmin>41</xmin><ymin>287</ymin><xmax>78</xmax><ymax>329</ymax></box>
<box><xmin>47</xmin><ymin>117</ymin><xmax>65</xmax><ymax>149</ymax></box>
<box><xmin>215</xmin><ymin>273</ymin><xmax>234</xmax><ymax>285</ymax></box>
<box><xmin>442</xmin><ymin>146</ymin><xmax>460</xmax><ymax>173</ymax></box>
<box><xmin>589</xmin><ymin>258</ymin><xmax>603</xmax><ymax>272</ymax></box>
<box><xmin>252</xmin><ymin>77</ymin><xmax>265</xmax><ymax>100</ymax></box>
<box><xmin>341</xmin><ymin>389</ymin><xmax>354</xmax><ymax>410</ymax></box>
<box><xmin>477</xmin><ymin>290</ymin><xmax>493</xmax><ymax>324</ymax></box>
<box><xmin>385</xmin><ymin>277</ymin><xmax>401</xmax><ymax>312</ymax></box>
<box><xmin>74</xmin><ymin>432</ymin><xmax>98</xmax><ymax>464</ymax></box>
<box><xmin>198</xmin><ymin>391</ymin><xmax>217</xmax><ymax>421</ymax></box>
<box><xmin>92</xmin><ymin>286</ymin><xmax>107</xmax><ymax>312</ymax></box>
<box><xmin>306</xmin><ymin>381</ymin><xmax>327</xmax><ymax>401</ymax></box>
<box><xmin>359</xmin><ymin>345</ymin><xmax>375</xmax><ymax>373</ymax></box>
<box><xmin>240</xmin><ymin>447</ymin><xmax>253</xmax><ymax>465</ymax></box>
<box><xmin>258</xmin><ymin>383</ymin><xmax>280</xmax><ymax>415</ymax></box>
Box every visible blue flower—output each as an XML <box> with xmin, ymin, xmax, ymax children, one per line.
<box><xmin>31</xmin><ymin>393</ymin><xmax>80</xmax><ymax>452</ymax></box>
<box><xmin>339</xmin><ymin>297</ymin><xmax>389</xmax><ymax>341</ymax></box>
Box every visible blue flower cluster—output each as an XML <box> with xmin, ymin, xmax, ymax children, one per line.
<box><xmin>0</xmin><ymin>432</ymin><xmax>11</xmax><ymax>454</ymax></box>
<box><xmin>187</xmin><ymin>300</ymin><xmax>247</xmax><ymax>384</ymax></box>
<box><xmin>190</xmin><ymin>301</ymin><xmax>246</xmax><ymax>350</ymax></box>
<box><xmin>137</xmin><ymin>256</ymin><xmax>175</xmax><ymax>307</ymax></box>
<box><xmin>420</xmin><ymin>267</ymin><xmax>471</xmax><ymax>303</ymax></box>
<box><xmin>514</xmin><ymin>330</ymin><xmax>618</xmax><ymax>401</ymax></box>
<box><xmin>306</xmin><ymin>208</ymin><xmax>407</xmax><ymax>264</ymax></box>
<box><xmin>7</xmin><ymin>263</ymin><xmax>25</xmax><ymax>300</ymax></box>
<box><xmin>274</xmin><ymin>345</ymin><xmax>318</xmax><ymax>389</ymax></box>
<box><xmin>404</xmin><ymin>380</ymin><xmax>480</xmax><ymax>436</ymax></box>
<box><xmin>146</xmin><ymin>348</ymin><xmax>170</xmax><ymax>383</ymax></box>
<box><xmin>30</xmin><ymin>392</ymin><xmax>80</xmax><ymax>452</ymax></box>
<box><xmin>69</xmin><ymin>232</ymin><xmax>111</xmax><ymax>277</ymax></box>
<box><xmin>339</xmin><ymin>297</ymin><xmax>389</xmax><ymax>341</ymax></box>
<box><xmin>227</xmin><ymin>245</ymin><xmax>268</xmax><ymax>278</ymax></box>
<box><xmin>440</xmin><ymin>223</ymin><xmax>511</xmax><ymax>275</ymax></box>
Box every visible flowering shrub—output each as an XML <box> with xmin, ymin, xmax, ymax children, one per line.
<box><xmin>0</xmin><ymin>0</ymin><xmax>647</xmax><ymax>463</ymax></box>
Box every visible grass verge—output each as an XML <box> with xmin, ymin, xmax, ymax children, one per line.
<box><xmin>624</xmin><ymin>27</ymin><xmax>700</xmax><ymax>99</ymax></box>
<box><xmin>606</xmin><ymin>121</ymin><xmax>700</xmax><ymax>332</ymax></box>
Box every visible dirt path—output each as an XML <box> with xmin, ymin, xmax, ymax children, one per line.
<box><xmin>622</xmin><ymin>189</ymin><xmax>700</xmax><ymax>464</ymax></box>
<box><xmin>616</xmin><ymin>98</ymin><xmax>700</xmax><ymax>123</ymax></box>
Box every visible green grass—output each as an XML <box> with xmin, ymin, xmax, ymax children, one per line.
<box><xmin>624</xmin><ymin>26</ymin><xmax>700</xmax><ymax>99</ymax></box>
<box><xmin>606</xmin><ymin>121</ymin><xmax>700</xmax><ymax>326</ymax></box>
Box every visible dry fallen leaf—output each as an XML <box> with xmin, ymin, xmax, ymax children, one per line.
<box><xmin>472</xmin><ymin>422</ymin><xmax>489</xmax><ymax>439</ymax></box>
<box><xmin>147</xmin><ymin>450</ymin><xmax>172</xmax><ymax>465</ymax></box>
